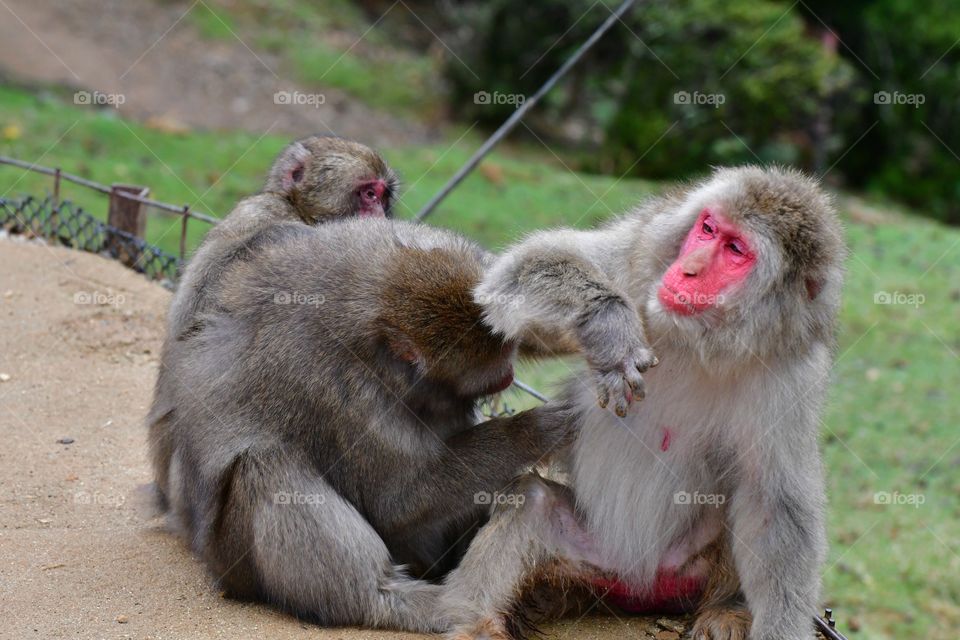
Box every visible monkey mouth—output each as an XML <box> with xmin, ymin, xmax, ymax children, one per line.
<box><xmin>485</xmin><ymin>370</ymin><xmax>515</xmax><ymax>395</ymax></box>
<box><xmin>658</xmin><ymin>285</ymin><xmax>699</xmax><ymax>316</ymax></box>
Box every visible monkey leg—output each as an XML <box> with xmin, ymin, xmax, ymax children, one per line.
<box><xmin>213</xmin><ymin>449</ymin><xmax>447</xmax><ymax>633</ymax></box>
<box><xmin>688</xmin><ymin>537</ymin><xmax>751</xmax><ymax>640</ymax></box>
<box><xmin>440</xmin><ymin>473</ymin><xmax>604</xmax><ymax>640</ymax></box>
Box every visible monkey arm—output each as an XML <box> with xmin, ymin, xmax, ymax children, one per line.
<box><xmin>727</xmin><ymin>400</ymin><xmax>827</xmax><ymax>640</ymax></box>
<box><xmin>370</xmin><ymin>403</ymin><xmax>576</xmax><ymax>536</ymax></box>
<box><xmin>476</xmin><ymin>225</ymin><xmax>656</xmax><ymax>415</ymax></box>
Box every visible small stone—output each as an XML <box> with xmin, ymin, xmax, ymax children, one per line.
<box><xmin>115</xmin><ymin>615</ymin><xmax>128</xmax><ymax>624</ymax></box>
<box><xmin>57</xmin><ymin>437</ymin><xmax>75</xmax><ymax>445</ymax></box>
<box><xmin>656</xmin><ymin>618</ymin><xmax>685</xmax><ymax>632</ymax></box>
<box><xmin>0</xmin><ymin>373</ymin><xmax>10</xmax><ymax>382</ymax></box>
<box><xmin>3</xmin><ymin>290</ymin><xmax>12</xmax><ymax>298</ymax></box>
<box><xmin>656</xmin><ymin>631</ymin><xmax>680</xmax><ymax>640</ymax></box>
<box><xmin>65</xmin><ymin>473</ymin><xmax>79</xmax><ymax>482</ymax></box>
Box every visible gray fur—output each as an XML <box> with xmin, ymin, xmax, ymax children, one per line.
<box><xmin>448</xmin><ymin>166</ymin><xmax>845</xmax><ymax>640</ymax></box>
<box><xmin>150</xmin><ymin>136</ymin><xmax>397</xmax><ymax>497</ymax></box>
<box><xmin>150</xmin><ymin>218</ymin><xmax>574</xmax><ymax>631</ymax></box>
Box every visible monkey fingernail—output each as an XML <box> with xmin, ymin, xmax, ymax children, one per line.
<box><xmin>652</xmin><ymin>356</ymin><xmax>660</xmax><ymax>367</ymax></box>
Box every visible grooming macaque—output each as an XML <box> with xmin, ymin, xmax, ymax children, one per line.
<box><xmin>444</xmin><ymin>166</ymin><xmax>845</xmax><ymax>640</ymax></box>
<box><xmin>149</xmin><ymin>218</ymin><xmax>575</xmax><ymax>631</ymax></box>
<box><xmin>149</xmin><ymin>136</ymin><xmax>397</xmax><ymax>494</ymax></box>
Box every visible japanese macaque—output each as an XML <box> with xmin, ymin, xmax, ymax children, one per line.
<box><xmin>149</xmin><ymin>218</ymin><xmax>577</xmax><ymax>631</ymax></box>
<box><xmin>168</xmin><ymin>134</ymin><xmax>398</xmax><ymax>341</ymax></box>
<box><xmin>149</xmin><ymin>136</ymin><xmax>397</xmax><ymax>493</ymax></box>
<box><xmin>442</xmin><ymin>166</ymin><xmax>845</xmax><ymax>640</ymax></box>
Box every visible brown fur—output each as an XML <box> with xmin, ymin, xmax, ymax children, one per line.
<box><xmin>149</xmin><ymin>137</ymin><xmax>397</xmax><ymax>501</ymax></box>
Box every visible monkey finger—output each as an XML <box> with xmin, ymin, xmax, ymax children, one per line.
<box><xmin>596</xmin><ymin>381</ymin><xmax>610</xmax><ymax>409</ymax></box>
<box><xmin>624</xmin><ymin>367</ymin><xmax>646</xmax><ymax>401</ymax></box>
<box><xmin>631</xmin><ymin>347</ymin><xmax>658</xmax><ymax>373</ymax></box>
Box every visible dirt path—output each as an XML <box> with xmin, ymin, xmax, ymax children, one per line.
<box><xmin>0</xmin><ymin>0</ymin><xmax>433</xmax><ymax>147</ymax></box>
<box><xmin>0</xmin><ymin>238</ymin><xmax>686</xmax><ymax>639</ymax></box>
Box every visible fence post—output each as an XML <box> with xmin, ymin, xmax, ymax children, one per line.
<box><xmin>107</xmin><ymin>184</ymin><xmax>149</xmax><ymax>270</ymax></box>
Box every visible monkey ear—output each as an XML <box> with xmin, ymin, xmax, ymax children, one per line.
<box><xmin>279</xmin><ymin>142</ymin><xmax>311</xmax><ymax>192</ymax></box>
<box><xmin>805</xmin><ymin>277</ymin><xmax>824</xmax><ymax>300</ymax></box>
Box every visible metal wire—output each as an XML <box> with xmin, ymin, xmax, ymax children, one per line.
<box><xmin>414</xmin><ymin>0</ymin><xmax>637</xmax><ymax>221</ymax></box>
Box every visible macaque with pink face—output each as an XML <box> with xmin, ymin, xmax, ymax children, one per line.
<box><xmin>441</xmin><ymin>166</ymin><xmax>846</xmax><ymax>640</ymax></box>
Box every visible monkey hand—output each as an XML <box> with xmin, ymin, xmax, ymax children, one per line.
<box><xmin>576</xmin><ymin>300</ymin><xmax>657</xmax><ymax>416</ymax></box>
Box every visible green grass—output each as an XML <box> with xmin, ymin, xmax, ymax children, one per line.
<box><xmin>192</xmin><ymin>0</ymin><xmax>443</xmax><ymax>115</ymax></box>
<box><xmin>2</xmin><ymin>85</ymin><xmax>959</xmax><ymax>639</ymax></box>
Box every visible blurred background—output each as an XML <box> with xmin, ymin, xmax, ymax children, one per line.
<box><xmin>0</xmin><ymin>1</ymin><xmax>957</xmax><ymax>638</ymax></box>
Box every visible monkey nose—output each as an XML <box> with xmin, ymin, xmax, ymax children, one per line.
<box><xmin>359</xmin><ymin>179</ymin><xmax>387</xmax><ymax>202</ymax></box>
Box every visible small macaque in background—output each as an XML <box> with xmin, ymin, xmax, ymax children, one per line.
<box><xmin>149</xmin><ymin>135</ymin><xmax>398</xmax><ymax>493</ymax></box>
<box><xmin>443</xmin><ymin>166</ymin><xmax>845</xmax><ymax>640</ymax></box>
<box><xmin>149</xmin><ymin>217</ymin><xmax>577</xmax><ymax>631</ymax></box>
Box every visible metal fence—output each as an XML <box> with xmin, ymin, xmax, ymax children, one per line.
<box><xmin>0</xmin><ymin>154</ymin><xmax>218</xmax><ymax>278</ymax></box>
<box><xmin>0</xmin><ymin>193</ymin><xmax>182</xmax><ymax>282</ymax></box>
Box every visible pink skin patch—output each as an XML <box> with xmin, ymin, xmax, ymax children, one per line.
<box><xmin>658</xmin><ymin>208</ymin><xmax>756</xmax><ymax>315</ymax></box>
<box><xmin>660</xmin><ymin>427</ymin><xmax>672</xmax><ymax>452</ymax></box>
<box><xmin>357</xmin><ymin>179</ymin><xmax>388</xmax><ymax>218</ymax></box>
<box><xmin>593</xmin><ymin>568</ymin><xmax>705</xmax><ymax>614</ymax></box>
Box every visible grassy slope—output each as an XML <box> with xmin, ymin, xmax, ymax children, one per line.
<box><xmin>190</xmin><ymin>0</ymin><xmax>442</xmax><ymax>116</ymax></box>
<box><xmin>2</xmin><ymin>86</ymin><xmax>959</xmax><ymax>639</ymax></box>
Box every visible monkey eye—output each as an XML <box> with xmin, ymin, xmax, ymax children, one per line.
<box><xmin>701</xmin><ymin>218</ymin><xmax>716</xmax><ymax>236</ymax></box>
<box><xmin>726</xmin><ymin>240</ymin><xmax>745</xmax><ymax>256</ymax></box>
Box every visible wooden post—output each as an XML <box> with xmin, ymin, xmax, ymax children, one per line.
<box><xmin>106</xmin><ymin>184</ymin><xmax>149</xmax><ymax>270</ymax></box>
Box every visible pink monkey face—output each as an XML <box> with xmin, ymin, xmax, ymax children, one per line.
<box><xmin>657</xmin><ymin>208</ymin><xmax>756</xmax><ymax>316</ymax></box>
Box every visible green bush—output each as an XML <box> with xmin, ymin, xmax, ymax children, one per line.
<box><xmin>444</xmin><ymin>0</ymin><xmax>960</xmax><ymax>224</ymax></box>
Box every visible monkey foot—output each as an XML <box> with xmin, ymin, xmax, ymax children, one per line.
<box><xmin>447</xmin><ymin>617</ymin><xmax>512</xmax><ymax>640</ymax></box>
<box><xmin>689</xmin><ymin>606</ymin><xmax>752</xmax><ymax>640</ymax></box>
